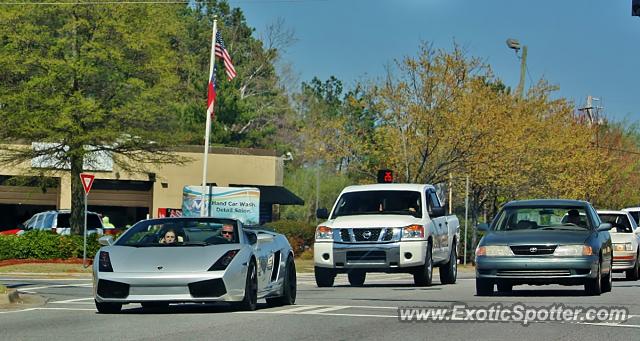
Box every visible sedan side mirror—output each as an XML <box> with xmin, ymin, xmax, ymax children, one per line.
<box><xmin>316</xmin><ymin>208</ymin><xmax>329</xmax><ymax>220</ymax></box>
<box><xmin>476</xmin><ymin>223</ymin><xmax>490</xmax><ymax>232</ymax></box>
<box><xmin>597</xmin><ymin>223</ymin><xmax>612</xmax><ymax>232</ymax></box>
<box><xmin>98</xmin><ymin>235</ymin><xmax>114</xmax><ymax>246</ymax></box>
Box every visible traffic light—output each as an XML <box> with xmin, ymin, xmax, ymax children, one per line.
<box><xmin>634</xmin><ymin>0</ymin><xmax>640</xmax><ymax>16</ymax></box>
<box><xmin>377</xmin><ymin>169</ymin><xmax>394</xmax><ymax>183</ymax></box>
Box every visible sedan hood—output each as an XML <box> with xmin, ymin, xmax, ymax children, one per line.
<box><xmin>482</xmin><ymin>230</ymin><xmax>593</xmax><ymax>246</ymax></box>
<box><xmin>103</xmin><ymin>244</ymin><xmax>243</xmax><ymax>273</ymax></box>
<box><xmin>329</xmin><ymin>215</ymin><xmax>420</xmax><ymax>229</ymax></box>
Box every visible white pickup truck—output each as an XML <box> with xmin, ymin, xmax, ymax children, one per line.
<box><xmin>313</xmin><ymin>183</ymin><xmax>460</xmax><ymax>287</ymax></box>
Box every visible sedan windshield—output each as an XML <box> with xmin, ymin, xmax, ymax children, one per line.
<box><xmin>493</xmin><ymin>206</ymin><xmax>592</xmax><ymax>231</ymax></box>
<box><xmin>116</xmin><ymin>218</ymin><xmax>239</xmax><ymax>247</ymax></box>
<box><xmin>331</xmin><ymin>190</ymin><xmax>422</xmax><ymax>218</ymax></box>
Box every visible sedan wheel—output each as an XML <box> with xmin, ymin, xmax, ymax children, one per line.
<box><xmin>585</xmin><ymin>261</ymin><xmax>602</xmax><ymax>296</ymax></box>
<box><xmin>626</xmin><ymin>251</ymin><xmax>640</xmax><ymax>281</ymax></box>
<box><xmin>602</xmin><ymin>258</ymin><xmax>613</xmax><ymax>293</ymax></box>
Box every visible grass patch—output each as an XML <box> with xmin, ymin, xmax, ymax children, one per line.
<box><xmin>0</xmin><ymin>263</ymin><xmax>91</xmax><ymax>274</ymax></box>
<box><xmin>295</xmin><ymin>258</ymin><xmax>314</xmax><ymax>273</ymax></box>
<box><xmin>0</xmin><ymin>284</ymin><xmax>6</xmax><ymax>294</ymax></box>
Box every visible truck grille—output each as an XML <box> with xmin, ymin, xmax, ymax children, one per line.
<box><xmin>346</xmin><ymin>251</ymin><xmax>386</xmax><ymax>262</ymax></box>
<box><xmin>381</xmin><ymin>228</ymin><xmax>394</xmax><ymax>241</ymax></box>
<box><xmin>340</xmin><ymin>229</ymin><xmax>351</xmax><ymax>242</ymax></box>
<box><xmin>353</xmin><ymin>228</ymin><xmax>381</xmax><ymax>242</ymax></box>
<box><xmin>510</xmin><ymin>245</ymin><xmax>557</xmax><ymax>255</ymax></box>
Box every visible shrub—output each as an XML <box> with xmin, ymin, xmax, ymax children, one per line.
<box><xmin>0</xmin><ymin>231</ymin><xmax>101</xmax><ymax>261</ymax></box>
<box><xmin>266</xmin><ymin>219</ymin><xmax>316</xmax><ymax>253</ymax></box>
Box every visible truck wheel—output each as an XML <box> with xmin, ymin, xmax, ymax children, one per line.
<box><xmin>585</xmin><ymin>260</ymin><xmax>602</xmax><ymax>296</ymax></box>
<box><xmin>439</xmin><ymin>243</ymin><xmax>457</xmax><ymax>284</ymax></box>
<box><xmin>414</xmin><ymin>243</ymin><xmax>433</xmax><ymax>286</ymax></box>
<box><xmin>315</xmin><ymin>266</ymin><xmax>335</xmax><ymax>287</ymax></box>
<box><xmin>475</xmin><ymin>278</ymin><xmax>493</xmax><ymax>296</ymax></box>
<box><xmin>626</xmin><ymin>251</ymin><xmax>640</xmax><ymax>281</ymax></box>
<box><xmin>347</xmin><ymin>270</ymin><xmax>366</xmax><ymax>286</ymax></box>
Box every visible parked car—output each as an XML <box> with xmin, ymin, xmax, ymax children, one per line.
<box><xmin>622</xmin><ymin>207</ymin><xmax>640</xmax><ymax>225</ymax></box>
<box><xmin>475</xmin><ymin>199</ymin><xmax>613</xmax><ymax>296</ymax></box>
<box><xmin>93</xmin><ymin>217</ymin><xmax>296</xmax><ymax>313</ymax></box>
<box><xmin>23</xmin><ymin>210</ymin><xmax>104</xmax><ymax>236</ymax></box>
<box><xmin>597</xmin><ymin>210</ymin><xmax>640</xmax><ymax>280</ymax></box>
<box><xmin>314</xmin><ymin>183</ymin><xmax>460</xmax><ymax>287</ymax></box>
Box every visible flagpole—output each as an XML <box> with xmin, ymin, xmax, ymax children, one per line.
<box><xmin>202</xmin><ymin>18</ymin><xmax>217</xmax><ymax>217</ymax></box>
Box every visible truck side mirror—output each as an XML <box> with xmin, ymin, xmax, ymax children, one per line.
<box><xmin>430</xmin><ymin>207</ymin><xmax>446</xmax><ymax>218</ymax></box>
<box><xmin>316</xmin><ymin>208</ymin><xmax>329</xmax><ymax>220</ymax></box>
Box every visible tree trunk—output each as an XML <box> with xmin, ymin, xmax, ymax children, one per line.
<box><xmin>70</xmin><ymin>154</ymin><xmax>85</xmax><ymax>235</ymax></box>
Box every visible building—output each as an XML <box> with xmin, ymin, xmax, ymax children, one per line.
<box><xmin>0</xmin><ymin>145</ymin><xmax>303</xmax><ymax>230</ymax></box>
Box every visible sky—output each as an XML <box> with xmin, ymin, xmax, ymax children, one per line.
<box><xmin>228</xmin><ymin>0</ymin><xmax>640</xmax><ymax>123</ymax></box>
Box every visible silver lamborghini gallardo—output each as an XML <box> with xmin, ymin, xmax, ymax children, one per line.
<box><xmin>92</xmin><ymin>217</ymin><xmax>296</xmax><ymax>313</ymax></box>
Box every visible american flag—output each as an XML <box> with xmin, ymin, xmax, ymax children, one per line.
<box><xmin>215</xmin><ymin>31</ymin><xmax>237</xmax><ymax>80</ymax></box>
<box><xmin>207</xmin><ymin>30</ymin><xmax>237</xmax><ymax>117</ymax></box>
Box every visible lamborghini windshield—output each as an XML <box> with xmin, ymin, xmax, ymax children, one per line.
<box><xmin>116</xmin><ymin>218</ymin><xmax>239</xmax><ymax>247</ymax></box>
<box><xmin>493</xmin><ymin>206</ymin><xmax>593</xmax><ymax>231</ymax></box>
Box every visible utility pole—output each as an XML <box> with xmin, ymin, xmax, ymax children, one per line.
<box><xmin>517</xmin><ymin>45</ymin><xmax>527</xmax><ymax>98</ymax></box>
<box><xmin>578</xmin><ymin>95</ymin><xmax>603</xmax><ymax>147</ymax></box>
<box><xmin>506</xmin><ymin>38</ymin><xmax>527</xmax><ymax>98</ymax></box>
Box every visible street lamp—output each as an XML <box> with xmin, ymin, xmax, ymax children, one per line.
<box><xmin>506</xmin><ymin>38</ymin><xmax>528</xmax><ymax>98</ymax></box>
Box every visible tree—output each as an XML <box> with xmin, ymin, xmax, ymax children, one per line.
<box><xmin>0</xmin><ymin>4</ymin><xmax>188</xmax><ymax>234</ymax></box>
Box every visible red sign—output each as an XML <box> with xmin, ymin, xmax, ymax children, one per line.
<box><xmin>377</xmin><ymin>169</ymin><xmax>394</xmax><ymax>183</ymax></box>
<box><xmin>80</xmin><ymin>173</ymin><xmax>95</xmax><ymax>194</ymax></box>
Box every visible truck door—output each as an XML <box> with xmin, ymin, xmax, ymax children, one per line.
<box><xmin>426</xmin><ymin>190</ymin><xmax>448</xmax><ymax>262</ymax></box>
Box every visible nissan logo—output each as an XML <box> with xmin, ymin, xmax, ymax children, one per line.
<box><xmin>362</xmin><ymin>230</ymin><xmax>372</xmax><ymax>239</ymax></box>
<box><xmin>529</xmin><ymin>247</ymin><xmax>538</xmax><ymax>253</ymax></box>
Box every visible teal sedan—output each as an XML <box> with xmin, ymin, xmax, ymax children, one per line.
<box><xmin>475</xmin><ymin>199</ymin><xmax>613</xmax><ymax>296</ymax></box>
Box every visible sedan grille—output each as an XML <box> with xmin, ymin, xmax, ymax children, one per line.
<box><xmin>510</xmin><ymin>245</ymin><xmax>557</xmax><ymax>255</ymax></box>
<box><xmin>497</xmin><ymin>269</ymin><xmax>571</xmax><ymax>277</ymax></box>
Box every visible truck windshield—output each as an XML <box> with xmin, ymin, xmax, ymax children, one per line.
<box><xmin>331</xmin><ymin>190</ymin><xmax>422</xmax><ymax>218</ymax></box>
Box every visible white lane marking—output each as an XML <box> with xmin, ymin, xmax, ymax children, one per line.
<box><xmin>0</xmin><ymin>277</ymin><xmax>91</xmax><ymax>281</ymax></box>
<box><xmin>0</xmin><ymin>307</ymin><xmax>96</xmax><ymax>314</ymax></box>
<box><xmin>0</xmin><ymin>308</ymin><xmax>38</xmax><ymax>314</ymax></box>
<box><xmin>578</xmin><ymin>322</ymin><xmax>640</xmax><ymax>329</ymax></box>
<box><xmin>300</xmin><ymin>306</ymin><xmax>349</xmax><ymax>314</ymax></box>
<box><xmin>270</xmin><ymin>305</ymin><xmax>325</xmax><ymax>313</ymax></box>
<box><xmin>50</xmin><ymin>297</ymin><xmax>94</xmax><ymax>304</ymax></box>
<box><xmin>19</xmin><ymin>283</ymin><xmax>92</xmax><ymax>293</ymax></box>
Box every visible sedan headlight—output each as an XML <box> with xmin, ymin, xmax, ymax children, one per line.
<box><xmin>476</xmin><ymin>245</ymin><xmax>513</xmax><ymax>257</ymax></box>
<box><xmin>315</xmin><ymin>226</ymin><xmax>333</xmax><ymax>240</ymax></box>
<box><xmin>554</xmin><ymin>245</ymin><xmax>593</xmax><ymax>256</ymax></box>
<box><xmin>402</xmin><ymin>224</ymin><xmax>425</xmax><ymax>239</ymax></box>
<box><xmin>614</xmin><ymin>243</ymin><xmax>634</xmax><ymax>252</ymax></box>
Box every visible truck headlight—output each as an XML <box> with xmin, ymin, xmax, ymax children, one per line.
<box><xmin>554</xmin><ymin>245</ymin><xmax>593</xmax><ymax>256</ymax></box>
<box><xmin>476</xmin><ymin>245</ymin><xmax>513</xmax><ymax>257</ymax></box>
<box><xmin>402</xmin><ymin>224</ymin><xmax>424</xmax><ymax>239</ymax></box>
<box><xmin>614</xmin><ymin>243</ymin><xmax>634</xmax><ymax>252</ymax></box>
<box><xmin>315</xmin><ymin>226</ymin><xmax>333</xmax><ymax>240</ymax></box>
